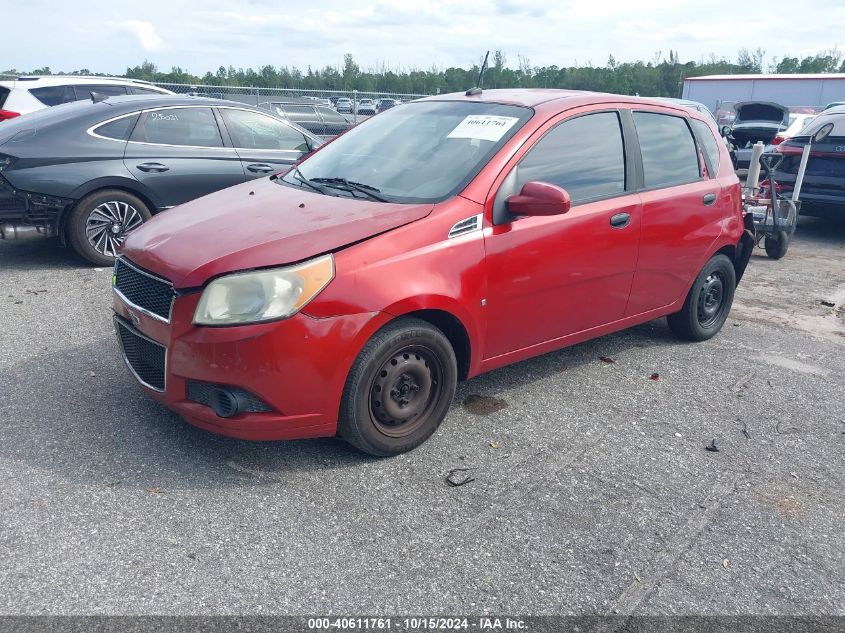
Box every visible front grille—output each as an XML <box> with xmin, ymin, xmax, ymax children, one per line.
<box><xmin>113</xmin><ymin>257</ymin><xmax>175</xmax><ymax>322</ymax></box>
<box><xmin>186</xmin><ymin>380</ymin><xmax>272</xmax><ymax>413</ymax></box>
<box><xmin>0</xmin><ymin>196</ymin><xmax>25</xmax><ymax>212</ymax></box>
<box><xmin>114</xmin><ymin>317</ymin><xmax>166</xmax><ymax>391</ymax></box>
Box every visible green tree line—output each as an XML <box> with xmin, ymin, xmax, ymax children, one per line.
<box><xmin>5</xmin><ymin>48</ymin><xmax>844</xmax><ymax>97</ymax></box>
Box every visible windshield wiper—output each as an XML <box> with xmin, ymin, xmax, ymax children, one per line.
<box><xmin>283</xmin><ymin>166</ymin><xmax>328</xmax><ymax>194</ymax></box>
<box><xmin>310</xmin><ymin>177</ymin><xmax>391</xmax><ymax>202</ymax></box>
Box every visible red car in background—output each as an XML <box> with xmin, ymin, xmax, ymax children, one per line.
<box><xmin>112</xmin><ymin>89</ymin><xmax>751</xmax><ymax>456</ymax></box>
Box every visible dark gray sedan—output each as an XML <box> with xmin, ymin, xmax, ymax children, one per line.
<box><xmin>0</xmin><ymin>95</ymin><xmax>319</xmax><ymax>264</ymax></box>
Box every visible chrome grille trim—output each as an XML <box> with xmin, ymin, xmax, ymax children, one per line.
<box><xmin>112</xmin><ymin>256</ymin><xmax>175</xmax><ymax>323</ymax></box>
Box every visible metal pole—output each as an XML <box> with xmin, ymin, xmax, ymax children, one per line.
<box><xmin>353</xmin><ymin>89</ymin><xmax>358</xmax><ymax>124</ymax></box>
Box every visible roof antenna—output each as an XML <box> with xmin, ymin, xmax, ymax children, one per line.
<box><xmin>466</xmin><ymin>51</ymin><xmax>490</xmax><ymax>96</ymax></box>
<box><xmin>90</xmin><ymin>91</ymin><xmax>109</xmax><ymax>104</ymax></box>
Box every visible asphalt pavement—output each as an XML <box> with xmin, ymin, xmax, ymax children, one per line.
<box><xmin>0</xmin><ymin>216</ymin><xmax>843</xmax><ymax>615</ymax></box>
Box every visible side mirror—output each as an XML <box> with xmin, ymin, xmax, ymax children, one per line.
<box><xmin>720</xmin><ymin>125</ymin><xmax>732</xmax><ymax>138</ymax></box>
<box><xmin>506</xmin><ymin>181</ymin><xmax>571</xmax><ymax>217</ymax></box>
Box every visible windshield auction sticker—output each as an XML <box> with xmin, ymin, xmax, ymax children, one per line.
<box><xmin>447</xmin><ymin>115</ymin><xmax>520</xmax><ymax>142</ymax></box>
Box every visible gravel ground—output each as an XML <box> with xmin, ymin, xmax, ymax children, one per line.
<box><xmin>0</xmin><ymin>216</ymin><xmax>843</xmax><ymax>616</ymax></box>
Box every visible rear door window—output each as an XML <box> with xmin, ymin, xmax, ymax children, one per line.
<box><xmin>633</xmin><ymin>112</ymin><xmax>701</xmax><ymax>188</ymax></box>
<box><xmin>127</xmin><ymin>86</ymin><xmax>166</xmax><ymax>95</ymax></box>
<box><xmin>130</xmin><ymin>108</ymin><xmax>223</xmax><ymax>147</ymax></box>
<box><xmin>29</xmin><ymin>85</ymin><xmax>77</xmax><ymax>106</ymax></box>
<box><xmin>510</xmin><ymin>111</ymin><xmax>627</xmax><ymax>203</ymax></box>
<box><xmin>219</xmin><ymin>108</ymin><xmax>309</xmax><ymax>151</ymax></box>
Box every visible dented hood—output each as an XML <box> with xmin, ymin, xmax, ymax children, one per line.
<box><xmin>121</xmin><ymin>176</ymin><xmax>434</xmax><ymax>288</ymax></box>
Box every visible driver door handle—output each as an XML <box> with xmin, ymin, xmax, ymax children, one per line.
<box><xmin>610</xmin><ymin>212</ymin><xmax>631</xmax><ymax>228</ymax></box>
<box><xmin>136</xmin><ymin>162</ymin><xmax>169</xmax><ymax>173</ymax></box>
<box><xmin>247</xmin><ymin>163</ymin><xmax>275</xmax><ymax>174</ymax></box>
<box><xmin>703</xmin><ymin>193</ymin><xmax>717</xmax><ymax>206</ymax></box>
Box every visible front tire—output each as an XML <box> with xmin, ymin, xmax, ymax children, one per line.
<box><xmin>668</xmin><ymin>254</ymin><xmax>736</xmax><ymax>342</ymax></box>
<box><xmin>339</xmin><ymin>318</ymin><xmax>458</xmax><ymax>456</ymax></box>
<box><xmin>67</xmin><ymin>189</ymin><xmax>152</xmax><ymax>266</ymax></box>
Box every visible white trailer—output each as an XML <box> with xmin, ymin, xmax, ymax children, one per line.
<box><xmin>681</xmin><ymin>73</ymin><xmax>845</xmax><ymax>118</ymax></box>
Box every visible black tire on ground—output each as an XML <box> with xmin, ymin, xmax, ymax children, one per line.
<box><xmin>764</xmin><ymin>230</ymin><xmax>790</xmax><ymax>260</ymax></box>
<box><xmin>667</xmin><ymin>254</ymin><xmax>736</xmax><ymax>342</ymax></box>
<box><xmin>66</xmin><ymin>189</ymin><xmax>152</xmax><ymax>266</ymax></box>
<box><xmin>338</xmin><ymin>317</ymin><xmax>458</xmax><ymax>457</ymax></box>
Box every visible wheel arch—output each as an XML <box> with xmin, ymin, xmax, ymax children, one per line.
<box><xmin>381</xmin><ymin>296</ymin><xmax>480</xmax><ymax>381</ymax></box>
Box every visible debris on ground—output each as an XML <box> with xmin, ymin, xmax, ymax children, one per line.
<box><xmin>489</xmin><ymin>441</ymin><xmax>501</xmax><ymax>449</ymax></box>
<box><xmin>88</xmin><ymin>371</ymin><xmax>96</xmax><ymax>378</ymax></box>
<box><xmin>649</xmin><ymin>373</ymin><xmax>661</xmax><ymax>381</ymax></box>
<box><xmin>705</xmin><ymin>438</ymin><xmax>721</xmax><ymax>452</ymax></box>
<box><xmin>674</xmin><ymin>432</ymin><xmax>682</xmax><ymax>438</ymax></box>
<box><xmin>741</xmin><ymin>421</ymin><xmax>751</xmax><ymax>440</ymax></box>
<box><xmin>145</xmin><ymin>487</ymin><xmax>166</xmax><ymax>495</ymax></box>
<box><xmin>599</xmin><ymin>356</ymin><xmax>616</xmax><ymax>364</ymax></box>
<box><xmin>722</xmin><ymin>558</ymin><xmax>730</xmax><ymax>570</ymax></box>
<box><xmin>820</xmin><ymin>299</ymin><xmax>836</xmax><ymax>307</ymax></box>
<box><xmin>633</xmin><ymin>571</ymin><xmax>642</xmax><ymax>583</ymax></box>
<box><xmin>445</xmin><ymin>468</ymin><xmax>475</xmax><ymax>487</ymax></box>
<box><xmin>463</xmin><ymin>394</ymin><xmax>508</xmax><ymax>416</ymax></box>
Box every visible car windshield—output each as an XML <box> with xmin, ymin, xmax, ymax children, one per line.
<box><xmin>284</xmin><ymin>100</ymin><xmax>533</xmax><ymax>203</ymax></box>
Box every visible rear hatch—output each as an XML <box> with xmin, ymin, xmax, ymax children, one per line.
<box><xmin>732</xmin><ymin>101</ymin><xmax>789</xmax><ymax>146</ymax></box>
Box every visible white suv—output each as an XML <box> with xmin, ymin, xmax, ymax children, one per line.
<box><xmin>0</xmin><ymin>75</ymin><xmax>173</xmax><ymax>121</ymax></box>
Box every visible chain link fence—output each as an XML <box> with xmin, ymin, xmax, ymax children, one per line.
<box><xmin>153</xmin><ymin>83</ymin><xmax>429</xmax><ymax>137</ymax></box>
<box><xmin>0</xmin><ymin>74</ymin><xmax>430</xmax><ymax>137</ymax></box>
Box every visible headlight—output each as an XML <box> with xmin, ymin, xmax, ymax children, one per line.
<box><xmin>193</xmin><ymin>254</ymin><xmax>334</xmax><ymax>326</ymax></box>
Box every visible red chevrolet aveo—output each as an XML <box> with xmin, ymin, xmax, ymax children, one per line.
<box><xmin>113</xmin><ymin>89</ymin><xmax>752</xmax><ymax>456</ymax></box>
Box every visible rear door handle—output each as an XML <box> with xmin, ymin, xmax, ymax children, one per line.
<box><xmin>247</xmin><ymin>163</ymin><xmax>275</xmax><ymax>174</ymax></box>
<box><xmin>610</xmin><ymin>212</ymin><xmax>631</xmax><ymax>228</ymax></box>
<box><xmin>136</xmin><ymin>162</ymin><xmax>169</xmax><ymax>173</ymax></box>
<box><xmin>703</xmin><ymin>193</ymin><xmax>717</xmax><ymax>206</ymax></box>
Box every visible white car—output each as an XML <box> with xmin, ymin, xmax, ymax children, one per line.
<box><xmin>0</xmin><ymin>75</ymin><xmax>173</xmax><ymax>121</ymax></box>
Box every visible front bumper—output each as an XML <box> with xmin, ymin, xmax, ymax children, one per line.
<box><xmin>112</xmin><ymin>289</ymin><xmax>391</xmax><ymax>441</ymax></box>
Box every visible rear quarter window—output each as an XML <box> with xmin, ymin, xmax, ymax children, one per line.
<box><xmin>633</xmin><ymin>112</ymin><xmax>701</xmax><ymax>188</ymax></box>
<box><xmin>93</xmin><ymin>115</ymin><xmax>139</xmax><ymax>141</ymax></box>
<box><xmin>689</xmin><ymin>118</ymin><xmax>721</xmax><ymax>175</ymax></box>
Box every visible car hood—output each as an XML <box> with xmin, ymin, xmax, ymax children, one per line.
<box><xmin>733</xmin><ymin>101</ymin><xmax>789</xmax><ymax>125</ymax></box>
<box><xmin>121</xmin><ymin>176</ymin><xmax>434</xmax><ymax>289</ymax></box>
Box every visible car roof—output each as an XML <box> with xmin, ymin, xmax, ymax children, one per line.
<box><xmin>419</xmin><ymin>88</ymin><xmax>711</xmax><ymax>117</ymax></box>
<box><xmin>9</xmin><ymin>75</ymin><xmax>163</xmax><ymax>87</ymax></box>
<box><xmin>0</xmin><ymin>94</ymin><xmax>319</xmax><ymax>141</ymax></box>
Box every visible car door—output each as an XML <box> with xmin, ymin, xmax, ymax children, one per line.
<box><xmin>483</xmin><ymin>109</ymin><xmax>642</xmax><ymax>359</ymax></box>
<box><xmin>217</xmin><ymin>107</ymin><xmax>312</xmax><ymax>176</ymax></box>
<box><xmin>123</xmin><ymin>106</ymin><xmax>245</xmax><ymax>208</ymax></box>
<box><xmin>624</xmin><ymin>110</ymin><xmax>725</xmax><ymax>316</ymax></box>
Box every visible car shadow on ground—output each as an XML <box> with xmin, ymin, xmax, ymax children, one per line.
<box><xmin>0</xmin><ymin>238</ymin><xmax>90</xmax><ymax>271</ymax></box>
<box><xmin>0</xmin><ymin>319</ymin><xmax>679</xmax><ymax>490</ymax></box>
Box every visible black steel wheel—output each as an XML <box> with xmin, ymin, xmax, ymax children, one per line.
<box><xmin>668</xmin><ymin>254</ymin><xmax>736</xmax><ymax>342</ymax></box>
<box><xmin>339</xmin><ymin>318</ymin><xmax>458</xmax><ymax>456</ymax></box>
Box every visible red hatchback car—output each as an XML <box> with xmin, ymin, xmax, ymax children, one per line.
<box><xmin>113</xmin><ymin>89</ymin><xmax>753</xmax><ymax>456</ymax></box>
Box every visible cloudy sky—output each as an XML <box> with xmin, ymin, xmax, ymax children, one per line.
<box><xmin>5</xmin><ymin>0</ymin><xmax>845</xmax><ymax>75</ymax></box>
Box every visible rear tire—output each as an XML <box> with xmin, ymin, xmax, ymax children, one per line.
<box><xmin>668</xmin><ymin>254</ymin><xmax>736</xmax><ymax>342</ymax></box>
<box><xmin>338</xmin><ymin>318</ymin><xmax>458</xmax><ymax>456</ymax></box>
<box><xmin>67</xmin><ymin>189</ymin><xmax>151</xmax><ymax>266</ymax></box>
<box><xmin>764</xmin><ymin>230</ymin><xmax>790</xmax><ymax>259</ymax></box>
